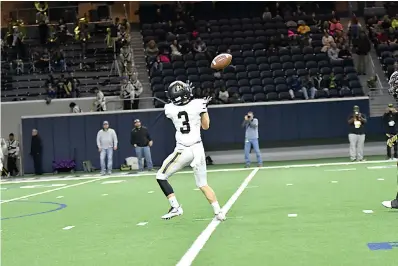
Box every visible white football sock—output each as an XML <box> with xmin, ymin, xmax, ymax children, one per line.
<box><xmin>168</xmin><ymin>196</ymin><xmax>179</xmax><ymax>208</ymax></box>
<box><xmin>211</xmin><ymin>201</ymin><xmax>221</xmax><ymax>214</ymax></box>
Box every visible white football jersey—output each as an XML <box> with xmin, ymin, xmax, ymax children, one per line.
<box><xmin>165</xmin><ymin>98</ymin><xmax>207</xmax><ymax>147</ymax></box>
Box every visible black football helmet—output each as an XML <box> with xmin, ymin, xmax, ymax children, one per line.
<box><xmin>167</xmin><ymin>80</ymin><xmax>193</xmax><ymax>105</ymax></box>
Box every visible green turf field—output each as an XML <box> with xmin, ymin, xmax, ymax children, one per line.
<box><xmin>1</xmin><ymin>160</ymin><xmax>398</xmax><ymax>266</ymax></box>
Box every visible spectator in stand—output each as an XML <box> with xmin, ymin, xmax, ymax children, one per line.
<box><xmin>57</xmin><ymin>17</ymin><xmax>71</xmax><ymax>44</ymax></box>
<box><xmin>53</xmin><ymin>48</ymin><xmax>66</xmax><ymax>72</ymax></box>
<box><xmin>37</xmin><ymin>48</ymin><xmax>50</xmax><ymax>72</ymax></box>
<box><xmin>230</xmin><ymin>93</ymin><xmax>242</xmax><ymax>103</ymax></box>
<box><xmin>310</xmin><ymin>13</ymin><xmax>322</xmax><ymax>29</ymax></box>
<box><xmin>121</xmin><ymin>77</ymin><xmax>134</xmax><ymax>110</ymax></box>
<box><xmin>338</xmin><ymin>75</ymin><xmax>351</xmax><ymax>95</ymax></box>
<box><xmin>334</xmin><ymin>31</ymin><xmax>347</xmax><ymax>48</ymax></box>
<box><xmin>297</xmin><ymin>21</ymin><xmax>310</xmax><ymax>35</ymax></box>
<box><xmin>288</xmin><ymin>76</ymin><xmax>310</xmax><ymax>100</ymax></box>
<box><xmin>193</xmin><ymin>37</ymin><xmax>207</xmax><ymax>53</ymax></box>
<box><xmin>321</xmin><ymin>31</ymin><xmax>335</xmax><ymax>52</ymax></box>
<box><xmin>388</xmin><ymin>27</ymin><xmax>398</xmax><ymax>44</ymax></box>
<box><xmin>145</xmin><ymin>40</ymin><xmax>159</xmax><ymax>63</ymax></box>
<box><xmin>381</xmin><ymin>15</ymin><xmax>392</xmax><ymax>31</ymax></box>
<box><xmin>329</xmin><ymin>18</ymin><xmax>343</xmax><ymax>36</ymax></box>
<box><xmin>57</xmin><ymin>74</ymin><xmax>69</xmax><ymax>98</ymax></box>
<box><xmin>328</xmin><ymin>71</ymin><xmax>337</xmax><ymax>91</ymax></box>
<box><xmin>327</xmin><ymin>43</ymin><xmax>343</xmax><ymax>62</ymax></box>
<box><xmin>301</xmin><ymin>75</ymin><xmax>318</xmax><ymax>99</ymax></box>
<box><xmin>392</xmin><ymin>16</ymin><xmax>398</xmax><ymax>29</ymax></box>
<box><xmin>131</xmin><ymin>75</ymin><xmax>143</xmax><ymax>110</ymax></box>
<box><xmin>46</xmin><ymin>82</ymin><xmax>56</xmax><ymax>100</ymax></box>
<box><xmin>262</xmin><ymin>7</ymin><xmax>272</xmax><ymax>20</ymax></box>
<box><xmin>218</xmin><ymin>87</ymin><xmax>229</xmax><ymax>104</ymax></box>
<box><xmin>150</xmin><ymin>56</ymin><xmax>163</xmax><ymax>76</ymax></box>
<box><xmin>67</xmin><ymin>72</ymin><xmax>80</xmax><ymax>98</ymax></box>
<box><xmin>348</xmin><ymin>16</ymin><xmax>361</xmax><ymax>44</ymax></box>
<box><xmin>158</xmin><ymin>52</ymin><xmax>170</xmax><ymax>63</ymax></box>
<box><xmin>353</xmin><ymin>32</ymin><xmax>371</xmax><ymax>75</ymax></box>
<box><xmin>170</xmin><ymin>39</ymin><xmax>182</xmax><ymax>57</ymax></box>
<box><xmin>93</xmin><ymin>87</ymin><xmax>106</xmax><ymax>111</ymax></box>
<box><xmin>338</xmin><ymin>44</ymin><xmax>352</xmax><ymax>60</ymax></box>
<box><xmin>69</xmin><ymin>102</ymin><xmax>82</xmax><ymax>113</ymax></box>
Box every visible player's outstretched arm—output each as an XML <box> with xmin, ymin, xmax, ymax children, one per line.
<box><xmin>201</xmin><ymin>112</ymin><xmax>210</xmax><ymax>130</ymax></box>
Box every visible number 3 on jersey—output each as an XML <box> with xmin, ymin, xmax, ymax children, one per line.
<box><xmin>178</xmin><ymin>111</ymin><xmax>191</xmax><ymax>134</ymax></box>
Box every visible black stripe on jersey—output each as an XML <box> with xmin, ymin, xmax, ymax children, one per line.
<box><xmin>162</xmin><ymin>152</ymin><xmax>181</xmax><ymax>174</ymax></box>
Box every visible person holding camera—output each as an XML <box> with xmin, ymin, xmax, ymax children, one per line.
<box><xmin>242</xmin><ymin>111</ymin><xmax>263</xmax><ymax>167</ymax></box>
<box><xmin>383</xmin><ymin>104</ymin><xmax>398</xmax><ymax>160</ymax></box>
<box><xmin>347</xmin><ymin>105</ymin><xmax>367</xmax><ymax>161</ymax></box>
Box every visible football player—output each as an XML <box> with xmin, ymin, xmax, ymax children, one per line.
<box><xmin>382</xmin><ymin>160</ymin><xmax>398</xmax><ymax>209</ymax></box>
<box><xmin>156</xmin><ymin>80</ymin><xmax>226</xmax><ymax>221</ymax></box>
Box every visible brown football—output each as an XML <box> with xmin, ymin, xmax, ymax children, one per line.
<box><xmin>210</xmin><ymin>53</ymin><xmax>233</xmax><ymax>70</ymax></box>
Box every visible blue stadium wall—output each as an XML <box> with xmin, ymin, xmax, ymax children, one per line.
<box><xmin>21</xmin><ymin>98</ymin><xmax>384</xmax><ymax>174</ymax></box>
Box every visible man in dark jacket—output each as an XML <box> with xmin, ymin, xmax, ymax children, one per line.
<box><xmin>348</xmin><ymin>105</ymin><xmax>367</xmax><ymax>161</ymax></box>
<box><xmin>353</xmin><ymin>32</ymin><xmax>371</xmax><ymax>75</ymax></box>
<box><xmin>130</xmin><ymin>119</ymin><xmax>153</xmax><ymax>172</ymax></box>
<box><xmin>30</xmin><ymin>129</ymin><xmax>43</xmax><ymax>175</ymax></box>
<box><xmin>383</xmin><ymin>104</ymin><xmax>398</xmax><ymax>159</ymax></box>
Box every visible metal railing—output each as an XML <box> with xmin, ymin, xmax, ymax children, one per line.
<box><xmin>7</xmin><ymin>5</ymin><xmax>79</xmax><ymax>25</ymax></box>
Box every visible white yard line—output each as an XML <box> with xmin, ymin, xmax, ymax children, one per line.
<box><xmin>0</xmin><ymin>177</ymin><xmax>109</xmax><ymax>204</ymax></box>
<box><xmin>1</xmin><ymin>159</ymin><xmax>394</xmax><ymax>185</ymax></box>
<box><xmin>176</xmin><ymin>168</ymin><xmax>259</xmax><ymax>266</ymax></box>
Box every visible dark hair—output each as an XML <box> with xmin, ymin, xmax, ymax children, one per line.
<box><xmin>9</xmin><ymin>133</ymin><xmax>14</xmax><ymax>136</ymax></box>
<box><xmin>69</xmin><ymin>102</ymin><xmax>76</xmax><ymax>108</ymax></box>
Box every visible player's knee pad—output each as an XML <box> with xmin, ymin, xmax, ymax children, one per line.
<box><xmin>156</xmin><ymin>179</ymin><xmax>174</xmax><ymax>197</ymax></box>
<box><xmin>156</xmin><ymin>170</ymin><xmax>167</xmax><ymax>181</ymax></box>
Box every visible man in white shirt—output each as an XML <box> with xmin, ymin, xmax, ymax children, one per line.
<box><xmin>96</xmin><ymin>121</ymin><xmax>118</xmax><ymax>175</ymax></box>
<box><xmin>93</xmin><ymin>87</ymin><xmax>106</xmax><ymax>111</ymax></box>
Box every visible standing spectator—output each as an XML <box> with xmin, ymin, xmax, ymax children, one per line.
<box><xmin>347</xmin><ymin>105</ymin><xmax>367</xmax><ymax>161</ymax></box>
<box><xmin>383</xmin><ymin>104</ymin><xmax>398</xmax><ymax>159</ymax></box>
<box><xmin>130</xmin><ymin>119</ymin><xmax>153</xmax><ymax>172</ymax></box>
<box><xmin>348</xmin><ymin>16</ymin><xmax>361</xmax><ymax>44</ymax></box>
<box><xmin>6</xmin><ymin>133</ymin><xmax>19</xmax><ymax>177</ymax></box>
<box><xmin>67</xmin><ymin>72</ymin><xmax>80</xmax><ymax>98</ymax></box>
<box><xmin>96</xmin><ymin>121</ymin><xmax>118</xmax><ymax>175</ymax></box>
<box><xmin>69</xmin><ymin>102</ymin><xmax>82</xmax><ymax>113</ymax></box>
<box><xmin>131</xmin><ymin>76</ymin><xmax>143</xmax><ymax>110</ymax></box>
<box><xmin>242</xmin><ymin>111</ymin><xmax>263</xmax><ymax>167</ymax></box>
<box><xmin>93</xmin><ymin>87</ymin><xmax>106</xmax><ymax>111</ymax></box>
<box><xmin>353</xmin><ymin>32</ymin><xmax>371</xmax><ymax>75</ymax></box>
<box><xmin>121</xmin><ymin>77</ymin><xmax>134</xmax><ymax>110</ymax></box>
<box><xmin>30</xmin><ymin>129</ymin><xmax>43</xmax><ymax>175</ymax></box>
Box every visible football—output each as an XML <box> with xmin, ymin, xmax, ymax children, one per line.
<box><xmin>211</xmin><ymin>53</ymin><xmax>232</xmax><ymax>70</ymax></box>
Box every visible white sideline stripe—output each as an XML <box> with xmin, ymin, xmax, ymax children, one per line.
<box><xmin>324</xmin><ymin>168</ymin><xmax>356</xmax><ymax>172</ymax></box>
<box><xmin>377</xmin><ymin>178</ymin><xmax>385</xmax><ymax>181</ymax></box>
<box><xmin>0</xmin><ymin>178</ymin><xmax>109</xmax><ymax>204</ymax></box>
<box><xmin>56</xmin><ymin>196</ymin><xmax>64</xmax><ymax>199</ymax></box>
<box><xmin>193</xmin><ymin>216</ymin><xmax>243</xmax><ymax>221</ymax></box>
<box><xmin>176</xmin><ymin>168</ymin><xmax>259</xmax><ymax>266</ymax></box>
<box><xmin>1</xmin><ymin>159</ymin><xmax>395</xmax><ymax>185</ymax></box>
<box><xmin>363</xmin><ymin>210</ymin><xmax>374</xmax><ymax>214</ymax></box>
<box><xmin>62</xmin><ymin>226</ymin><xmax>75</xmax><ymax>230</ymax></box>
<box><xmin>367</xmin><ymin>165</ymin><xmax>395</xmax><ymax>169</ymax></box>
